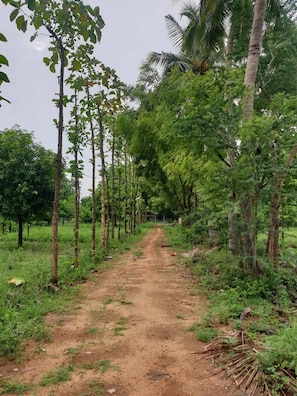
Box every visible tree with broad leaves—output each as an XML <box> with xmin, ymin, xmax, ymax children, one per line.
<box><xmin>2</xmin><ymin>0</ymin><xmax>104</xmax><ymax>283</ymax></box>
<box><xmin>0</xmin><ymin>0</ymin><xmax>37</xmax><ymax>104</ymax></box>
<box><xmin>67</xmin><ymin>43</ymin><xmax>100</xmax><ymax>258</ymax></box>
<box><xmin>0</xmin><ymin>126</ymin><xmax>56</xmax><ymax>247</ymax></box>
<box><xmin>0</xmin><ymin>0</ymin><xmax>105</xmax><ymax>282</ymax></box>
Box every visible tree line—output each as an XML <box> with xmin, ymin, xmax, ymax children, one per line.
<box><xmin>1</xmin><ymin>0</ymin><xmax>297</xmax><ymax>283</ymax></box>
<box><xmin>124</xmin><ymin>0</ymin><xmax>297</xmax><ymax>275</ymax></box>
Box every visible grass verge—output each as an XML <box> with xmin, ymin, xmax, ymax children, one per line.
<box><xmin>163</xmin><ymin>223</ymin><xmax>297</xmax><ymax>395</ymax></box>
<box><xmin>0</xmin><ymin>222</ymin><xmax>153</xmax><ymax>360</ymax></box>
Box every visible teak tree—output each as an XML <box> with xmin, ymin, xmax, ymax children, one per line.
<box><xmin>0</xmin><ymin>0</ymin><xmax>37</xmax><ymax>104</ymax></box>
<box><xmin>90</xmin><ymin>64</ymin><xmax>125</xmax><ymax>248</ymax></box>
<box><xmin>30</xmin><ymin>1</ymin><xmax>103</xmax><ymax>284</ymax></box>
<box><xmin>2</xmin><ymin>0</ymin><xmax>104</xmax><ymax>282</ymax></box>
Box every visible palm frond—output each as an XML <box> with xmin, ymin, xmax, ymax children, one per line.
<box><xmin>165</xmin><ymin>14</ymin><xmax>184</xmax><ymax>50</ymax></box>
<box><xmin>203</xmin><ymin>330</ymin><xmax>297</xmax><ymax>396</ymax></box>
<box><xmin>147</xmin><ymin>51</ymin><xmax>193</xmax><ymax>74</ymax></box>
<box><xmin>180</xmin><ymin>2</ymin><xmax>201</xmax><ymax>21</ymax></box>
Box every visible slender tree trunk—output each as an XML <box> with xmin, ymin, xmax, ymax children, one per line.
<box><xmin>226</xmin><ymin>142</ymin><xmax>240</xmax><ymax>255</ymax></box>
<box><xmin>105</xmin><ymin>173</ymin><xmax>110</xmax><ymax>248</ymax></box>
<box><xmin>240</xmin><ymin>0</ymin><xmax>267</xmax><ymax>275</ymax></box>
<box><xmin>266</xmin><ymin>143</ymin><xmax>297</xmax><ymax>268</ymax></box>
<box><xmin>18</xmin><ymin>216</ymin><xmax>23</xmax><ymax>248</ymax></box>
<box><xmin>73</xmin><ymin>91</ymin><xmax>80</xmax><ymax>268</ymax></box>
<box><xmin>117</xmin><ymin>162</ymin><xmax>122</xmax><ymax>241</ymax></box>
<box><xmin>97</xmin><ymin>104</ymin><xmax>106</xmax><ymax>248</ymax></box>
<box><xmin>100</xmin><ymin>171</ymin><xmax>106</xmax><ymax>247</ymax></box>
<box><xmin>132</xmin><ymin>165</ymin><xmax>138</xmax><ymax>233</ymax></box>
<box><xmin>266</xmin><ymin>188</ymin><xmax>281</xmax><ymax>267</ymax></box>
<box><xmin>73</xmin><ymin>164</ymin><xmax>80</xmax><ymax>267</ymax></box>
<box><xmin>225</xmin><ymin>23</ymin><xmax>240</xmax><ymax>255</ymax></box>
<box><xmin>240</xmin><ymin>195</ymin><xmax>259</xmax><ymax>273</ymax></box>
<box><xmin>129</xmin><ymin>159</ymin><xmax>133</xmax><ymax>235</ymax></box>
<box><xmin>124</xmin><ymin>151</ymin><xmax>128</xmax><ymax>236</ymax></box>
<box><xmin>111</xmin><ymin>127</ymin><xmax>115</xmax><ymax>239</ymax></box>
<box><xmin>225</xmin><ymin>27</ymin><xmax>234</xmax><ymax>68</ymax></box>
<box><xmin>85</xmin><ymin>83</ymin><xmax>96</xmax><ymax>257</ymax></box>
<box><xmin>48</xmin><ymin>29</ymin><xmax>65</xmax><ymax>285</ymax></box>
<box><xmin>243</xmin><ymin>0</ymin><xmax>267</xmax><ymax>117</ymax></box>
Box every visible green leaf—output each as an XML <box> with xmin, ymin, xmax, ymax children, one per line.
<box><xmin>0</xmin><ymin>33</ymin><xmax>7</xmax><ymax>42</ymax></box>
<box><xmin>72</xmin><ymin>59</ymin><xmax>81</xmax><ymax>71</ymax></box>
<box><xmin>26</xmin><ymin>0</ymin><xmax>36</xmax><ymax>11</ymax></box>
<box><xmin>8</xmin><ymin>0</ymin><xmax>19</xmax><ymax>6</ymax></box>
<box><xmin>81</xmin><ymin>28</ymin><xmax>88</xmax><ymax>41</ymax></box>
<box><xmin>16</xmin><ymin>15</ymin><xmax>27</xmax><ymax>32</ymax></box>
<box><xmin>52</xmin><ymin>52</ymin><xmax>58</xmax><ymax>65</ymax></box>
<box><xmin>88</xmin><ymin>29</ymin><xmax>96</xmax><ymax>44</ymax></box>
<box><xmin>33</xmin><ymin>15</ymin><xmax>43</xmax><ymax>30</ymax></box>
<box><xmin>43</xmin><ymin>57</ymin><xmax>50</xmax><ymax>66</ymax></box>
<box><xmin>21</xmin><ymin>19</ymin><xmax>27</xmax><ymax>32</ymax></box>
<box><xmin>50</xmin><ymin>63</ymin><xmax>56</xmax><ymax>73</ymax></box>
<box><xmin>0</xmin><ymin>55</ymin><xmax>9</xmax><ymax>66</ymax></box>
<box><xmin>0</xmin><ymin>71</ymin><xmax>10</xmax><ymax>83</ymax></box>
<box><xmin>30</xmin><ymin>32</ymin><xmax>38</xmax><ymax>42</ymax></box>
<box><xmin>10</xmin><ymin>8</ymin><xmax>19</xmax><ymax>22</ymax></box>
<box><xmin>95</xmin><ymin>26</ymin><xmax>102</xmax><ymax>42</ymax></box>
<box><xmin>96</xmin><ymin>15</ymin><xmax>105</xmax><ymax>30</ymax></box>
<box><xmin>49</xmin><ymin>63</ymin><xmax>56</xmax><ymax>73</ymax></box>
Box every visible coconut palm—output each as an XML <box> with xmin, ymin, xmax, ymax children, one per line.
<box><xmin>148</xmin><ymin>1</ymin><xmax>228</xmax><ymax>74</ymax></box>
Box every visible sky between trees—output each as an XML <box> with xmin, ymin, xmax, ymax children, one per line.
<box><xmin>0</xmin><ymin>0</ymin><xmax>179</xmax><ymax>197</ymax></box>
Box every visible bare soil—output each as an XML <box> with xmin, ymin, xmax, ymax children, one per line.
<box><xmin>0</xmin><ymin>225</ymin><xmax>240</xmax><ymax>396</ymax></box>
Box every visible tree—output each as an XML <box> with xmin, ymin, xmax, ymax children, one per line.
<box><xmin>237</xmin><ymin>0</ymin><xmax>267</xmax><ymax>275</ymax></box>
<box><xmin>0</xmin><ymin>0</ymin><xmax>37</xmax><ymax>105</ymax></box>
<box><xmin>66</xmin><ymin>89</ymin><xmax>85</xmax><ymax>267</ymax></box>
<box><xmin>90</xmin><ymin>65</ymin><xmax>126</xmax><ymax>247</ymax></box>
<box><xmin>265</xmin><ymin>95</ymin><xmax>297</xmax><ymax>268</ymax></box>
<box><xmin>28</xmin><ymin>0</ymin><xmax>104</xmax><ymax>284</ymax></box>
<box><xmin>0</xmin><ymin>126</ymin><xmax>55</xmax><ymax>246</ymax></box>
<box><xmin>148</xmin><ymin>1</ymin><xmax>226</xmax><ymax>75</ymax></box>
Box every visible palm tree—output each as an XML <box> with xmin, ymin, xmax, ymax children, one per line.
<box><xmin>148</xmin><ymin>1</ymin><xmax>227</xmax><ymax>74</ymax></box>
<box><xmin>238</xmin><ymin>0</ymin><xmax>267</xmax><ymax>275</ymax></box>
<box><xmin>153</xmin><ymin>0</ymin><xmax>294</xmax><ymax>273</ymax></box>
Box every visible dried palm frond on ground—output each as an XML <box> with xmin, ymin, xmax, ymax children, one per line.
<box><xmin>202</xmin><ymin>330</ymin><xmax>297</xmax><ymax>396</ymax></box>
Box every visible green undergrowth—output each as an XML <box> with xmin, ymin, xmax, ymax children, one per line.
<box><xmin>0</xmin><ymin>358</ymin><xmax>118</xmax><ymax>394</ymax></box>
<box><xmin>163</xmin><ymin>223</ymin><xmax>297</xmax><ymax>392</ymax></box>
<box><xmin>0</xmin><ymin>222</ymin><xmax>153</xmax><ymax>360</ymax></box>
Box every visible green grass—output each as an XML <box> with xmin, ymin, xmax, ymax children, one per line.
<box><xmin>40</xmin><ymin>365</ymin><xmax>74</xmax><ymax>386</ymax></box>
<box><xmin>0</xmin><ymin>222</ymin><xmax>152</xmax><ymax>359</ymax></box>
<box><xmin>0</xmin><ymin>380</ymin><xmax>31</xmax><ymax>395</ymax></box>
<box><xmin>86</xmin><ymin>327</ymin><xmax>103</xmax><ymax>337</ymax></box>
<box><xmin>188</xmin><ymin>322</ymin><xmax>218</xmax><ymax>342</ymax></box>
<box><xmin>175</xmin><ymin>313</ymin><xmax>184</xmax><ymax>319</ymax></box>
<box><xmin>97</xmin><ymin>359</ymin><xmax>118</xmax><ymax>373</ymax></box>
<box><xmin>77</xmin><ymin>359</ymin><xmax>119</xmax><ymax>374</ymax></box>
<box><xmin>163</xmin><ymin>223</ymin><xmax>297</xmax><ymax>394</ymax></box>
<box><xmin>66</xmin><ymin>347</ymin><xmax>80</xmax><ymax>360</ymax></box>
<box><xmin>81</xmin><ymin>381</ymin><xmax>105</xmax><ymax>396</ymax></box>
<box><xmin>102</xmin><ymin>298</ymin><xmax>112</xmax><ymax>308</ymax></box>
<box><xmin>113</xmin><ymin>317</ymin><xmax>128</xmax><ymax>336</ymax></box>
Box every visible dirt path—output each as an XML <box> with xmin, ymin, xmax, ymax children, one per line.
<box><xmin>1</xmin><ymin>226</ymin><xmax>239</xmax><ymax>396</ymax></box>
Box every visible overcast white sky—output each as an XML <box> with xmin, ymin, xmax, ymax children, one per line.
<box><xmin>0</xmin><ymin>1</ymin><xmax>180</xmax><ymax>196</ymax></box>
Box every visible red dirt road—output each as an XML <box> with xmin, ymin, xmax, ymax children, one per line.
<box><xmin>1</xmin><ymin>226</ymin><xmax>239</xmax><ymax>396</ymax></box>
